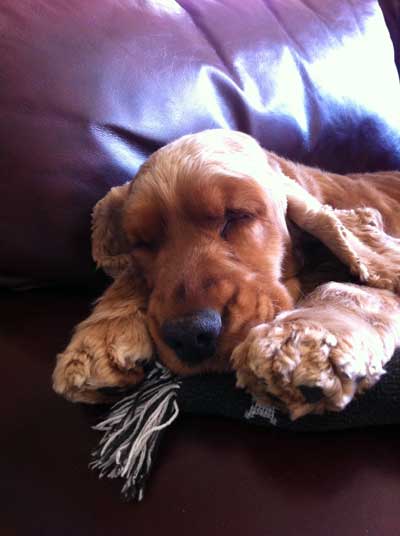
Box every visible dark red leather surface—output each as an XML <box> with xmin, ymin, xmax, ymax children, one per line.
<box><xmin>1</xmin><ymin>0</ymin><xmax>400</xmax><ymax>288</ymax></box>
<box><xmin>380</xmin><ymin>0</ymin><xmax>400</xmax><ymax>74</ymax></box>
<box><xmin>2</xmin><ymin>289</ymin><xmax>400</xmax><ymax>536</ymax></box>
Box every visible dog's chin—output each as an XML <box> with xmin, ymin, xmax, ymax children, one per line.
<box><xmin>155</xmin><ymin>344</ymin><xmax>232</xmax><ymax>377</ymax></box>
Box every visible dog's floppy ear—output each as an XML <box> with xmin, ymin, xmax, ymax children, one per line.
<box><xmin>283</xmin><ymin>177</ymin><xmax>400</xmax><ymax>294</ymax></box>
<box><xmin>91</xmin><ymin>182</ymin><xmax>132</xmax><ymax>278</ymax></box>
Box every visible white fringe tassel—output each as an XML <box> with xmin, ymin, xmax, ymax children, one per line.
<box><xmin>90</xmin><ymin>363</ymin><xmax>181</xmax><ymax>501</ymax></box>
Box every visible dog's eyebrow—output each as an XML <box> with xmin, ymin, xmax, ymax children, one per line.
<box><xmin>179</xmin><ymin>176</ymin><xmax>268</xmax><ymax>222</ymax></box>
<box><xmin>223</xmin><ymin>192</ymin><xmax>268</xmax><ymax>219</ymax></box>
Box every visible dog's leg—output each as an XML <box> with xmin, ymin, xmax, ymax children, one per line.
<box><xmin>232</xmin><ymin>283</ymin><xmax>400</xmax><ymax>419</ymax></box>
<box><xmin>53</xmin><ymin>269</ymin><xmax>153</xmax><ymax>403</ymax></box>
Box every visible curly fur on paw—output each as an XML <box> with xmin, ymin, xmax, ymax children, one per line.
<box><xmin>231</xmin><ymin>317</ymin><xmax>386</xmax><ymax>420</ymax></box>
<box><xmin>53</xmin><ymin>316</ymin><xmax>153</xmax><ymax>403</ymax></box>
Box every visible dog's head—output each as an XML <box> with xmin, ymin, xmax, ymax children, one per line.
<box><xmin>92</xmin><ymin>130</ymin><xmax>299</xmax><ymax>375</ymax></box>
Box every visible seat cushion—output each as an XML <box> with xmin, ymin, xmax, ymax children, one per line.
<box><xmin>2</xmin><ymin>288</ymin><xmax>400</xmax><ymax>534</ymax></box>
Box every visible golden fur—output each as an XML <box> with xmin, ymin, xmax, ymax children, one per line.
<box><xmin>53</xmin><ymin>130</ymin><xmax>400</xmax><ymax>418</ymax></box>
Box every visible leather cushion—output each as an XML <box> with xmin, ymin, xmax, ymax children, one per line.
<box><xmin>1</xmin><ymin>0</ymin><xmax>400</xmax><ymax>288</ymax></box>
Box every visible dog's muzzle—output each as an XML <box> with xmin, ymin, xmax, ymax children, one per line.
<box><xmin>161</xmin><ymin>309</ymin><xmax>222</xmax><ymax>366</ymax></box>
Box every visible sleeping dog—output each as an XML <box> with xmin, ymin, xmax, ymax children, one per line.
<box><xmin>53</xmin><ymin>130</ymin><xmax>400</xmax><ymax>419</ymax></box>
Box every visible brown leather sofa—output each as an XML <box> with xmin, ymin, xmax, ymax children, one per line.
<box><xmin>2</xmin><ymin>1</ymin><xmax>400</xmax><ymax>534</ymax></box>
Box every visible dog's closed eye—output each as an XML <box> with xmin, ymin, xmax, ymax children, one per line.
<box><xmin>131</xmin><ymin>239</ymin><xmax>160</xmax><ymax>258</ymax></box>
<box><xmin>132</xmin><ymin>240</ymin><xmax>154</xmax><ymax>250</ymax></box>
<box><xmin>220</xmin><ymin>210</ymin><xmax>253</xmax><ymax>239</ymax></box>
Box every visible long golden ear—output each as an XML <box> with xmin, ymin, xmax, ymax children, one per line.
<box><xmin>91</xmin><ymin>182</ymin><xmax>132</xmax><ymax>278</ymax></box>
<box><xmin>283</xmin><ymin>177</ymin><xmax>400</xmax><ymax>294</ymax></box>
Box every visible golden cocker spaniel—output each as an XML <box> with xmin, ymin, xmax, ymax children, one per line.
<box><xmin>53</xmin><ymin>130</ymin><xmax>400</xmax><ymax>419</ymax></box>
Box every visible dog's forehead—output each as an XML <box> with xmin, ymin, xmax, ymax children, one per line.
<box><xmin>128</xmin><ymin>130</ymin><xmax>288</xmax><ymax>229</ymax></box>
<box><xmin>134</xmin><ymin>130</ymin><xmax>272</xmax><ymax>194</ymax></box>
<box><xmin>158</xmin><ymin>130</ymin><xmax>266</xmax><ymax>176</ymax></box>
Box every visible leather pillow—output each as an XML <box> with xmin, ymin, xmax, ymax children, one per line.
<box><xmin>1</xmin><ymin>0</ymin><xmax>400</xmax><ymax>288</ymax></box>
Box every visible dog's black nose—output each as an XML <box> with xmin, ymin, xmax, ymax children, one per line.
<box><xmin>161</xmin><ymin>309</ymin><xmax>222</xmax><ymax>365</ymax></box>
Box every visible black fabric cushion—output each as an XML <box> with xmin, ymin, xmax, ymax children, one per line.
<box><xmin>180</xmin><ymin>351</ymin><xmax>400</xmax><ymax>431</ymax></box>
<box><xmin>90</xmin><ymin>351</ymin><xmax>400</xmax><ymax>501</ymax></box>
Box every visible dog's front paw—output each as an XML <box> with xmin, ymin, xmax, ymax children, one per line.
<box><xmin>231</xmin><ymin>318</ymin><xmax>385</xmax><ymax>419</ymax></box>
<box><xmin>53</xmin><ymin>314</ymin><xmax>154</xmax><ymax>403</ymax></box>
